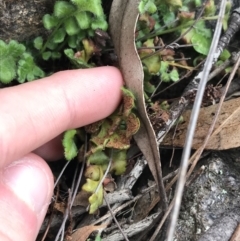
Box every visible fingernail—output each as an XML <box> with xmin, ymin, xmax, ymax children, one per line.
<box><xmin>2</xmin><ymin>155</ymin><xmax>52</xmax><ymax>214</ymax></box>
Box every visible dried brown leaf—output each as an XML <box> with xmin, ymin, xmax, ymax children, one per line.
<box><xmin>109</xmin><ymin>0</ymin><xmax>166</xmax><ymax>202</ymax></box>
<box><xmin>71</xmin><ymin>224</ymin><xmax>107</xmax><ymax>241</ymax></box>
<box><xmin>162</xmin><ymin>98</ymin><xmax>240</xmax><ymax>149</ymax></box>
<box><xmin>72</xmin><ymin>190</ymin><xmax>90</xmax><ymax>207</ymax></box>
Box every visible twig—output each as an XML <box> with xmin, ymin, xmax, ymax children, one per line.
<box><xmin>70</xmin><ymin>136</ymin><xmax>88</xmax><ymax>207</ymax></box>
<box><xmin>54</xmin><ymin>161</ymin><xmax>71</xmax><ymax>189</ymax></box>
<box><xmin>54</xmin><ymin>136</ymin><xmax>87</xmax><ymax>241</ymax></box>
<box><xmin>94</xmin><ymin>149</ymin><xmax>113</xmax><ymax>195</ymax></box>
<box><xmin>230</xmin><ymin>224</ymin><xmax>240</xmax><ymax>241</ymax></box>
<box><xmin>119</xmin><ymin>156</ymin><xmax>147</xmax><ymax>190</ymax></box>
<box><xmin>101</xmin><ymin>212</ymin><xmax>161</xmax><ymax>241</ymax></box>
<box><xmin>166</xmin><ymin>1</ymin><xmax>227</xmax><ymax>240</ymax></box>
<box><xmin>103</xmin><ymin>192</ymin><xmax>130</xmax><ymax>241</ymax></box>
<box><xmin>93</xmin><ymin>194</ymin><xmax>142</xmax><ymax>225</ymax></box>
<box><xmin>186</xmin><ymin>51</ymin><xmax>240</xmax><ymax>180</ymax></box>
<box><xmin>41</xmin><ymin>184</ymin><xmax>59</xmax><ymax>241</ymax></box>
<box><xmin>149</xmin><ymin>199</ymin><xmax>175</xmax><ymax>241</ymax></box>
<box><xmin>207</xmin><ymin>59</ymin><xmax>231</xmax><ymax>82</ymax></box>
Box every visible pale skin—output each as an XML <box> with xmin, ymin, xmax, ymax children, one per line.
<box><xmin>0</xmin><ymin>67</ymin><xmax>123</xmax><ymax>241</ymax></box>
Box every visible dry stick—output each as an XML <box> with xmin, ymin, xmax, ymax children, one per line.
<box><xmin>53</xmin><ymin>160</ymin><xmax>71</xmax><ymax>189</ymax></box>
<box><xmin>149</xmin><ymin>199</ymin><xmax>175</xmax><ymax>241</ymax></box>
<box><xmin>92</xmin><ymin>194</ymin><xmax>143</xmax><ymax>226</ymax></box>
<box><xmin>166</xmin><ymin>1</ymin><xmax>227</xmax><ymax>240</ymax></box>
<box><xmin>54</xmin><ymin>137</ymin><xmax>87</xmax><ymax>241</ymax></box>
<box><xmin>186</xmin><ymin>52</ymin><xmax>240</xmax><ymax>180</ymax></box>
<box><xmin>207</xmin><ymin>58</ymin><xmax>231</xmax><ymax>81</ymax></box>
<box><xmin>230</xmin><ymin>224</ymin><xmax>240</xmax><ymax>241</ymax></box>
<box><xmin>41</xmin><ymin>185</ymin><xmax>60</xmax><ymax>241</ymax></box>
<box><xmin>103</xmin><ymin>192</ymin><xmax>130</xmax><ymax>241</ymax></box>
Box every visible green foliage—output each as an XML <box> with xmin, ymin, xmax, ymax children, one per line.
<box><xmin>80</xmin><ymin>87</ymin><xmax>140</xmax><ymax>212</ymax></box>
<box><xmin>62</xmin><ymin>129</ymin><xmax>78</xmax><ymax>161</ymax></box>
<box><xmin>139</xmin><ymin>0</ymin><xmax>157</xmax><ymax>14</ymax></box>
<box><xmin>39</xmin><ymin>0</ymin><xmax>107</xmax><ymax>61</ymax></box>
<box><xmin>136</xmin><ymin>0</ymin><xmax>223</xmax><ymax>100</ymax></box>
<box><xmin>94</xmin><ymin>234</ymin><xmax>102</xmax><ymax>241</ymax></box>
<box><xmin>219</xmin><ymin>49</ymin><xmax>231</xmax><ymax>61</ymax></box>
<box><xmin>0</xmin><ymin>40</ymin><xmax>45</xmax><ymax>84</ymax></box>
<box><xmin>82</xmin><ymin>174</ymin><xmax>104</xmax><ymax>214</ymax></box>
<box><xmin>222</xmin><ymin>1</ymin><xmax>232</xmax><ymax>31</ymax></box>
<box><xmin>17</xmin><ymin>53</ymin><xmax>45</xmax><ymax>83</ymax></box>
<box><xmin>33</xmin><ymin>37</ymin><xmax>43</xmax><ymax>50</ymax></box>
<box><xmin>191</xmin><ymin>33</ymin><xmax>211</xmax><ymax>55</ymax></box>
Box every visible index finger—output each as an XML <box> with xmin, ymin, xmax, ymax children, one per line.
<box><xmin>0</xmin><ymin>67</ymin><xmax>123</xmax><ymax>167</ymax></box>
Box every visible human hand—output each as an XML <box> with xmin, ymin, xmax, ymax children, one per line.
<box><xmin>0</xmin><ymin>67</ymin><xmax>123</xmax><ymax>241</ymax></box>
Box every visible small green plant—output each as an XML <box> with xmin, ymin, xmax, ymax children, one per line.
<box><xmin>136</xmin><ymin>0</ymin><xmax>232</xmax><ymax>100</ymax></box>
<box><xmin>0</xmin><ymin>40</ymin><xmax>45</xmax><ymax>84</ymax></box>
<box><xmin>0</xmin><ymin>0</ymin><xmax>233</xmax><ymax>217</ymax></box>
<box><xmin>63</xmin><ymin>87</ymin><xmax>140</xmax><ymax>213</ymax></box>
<box><xmin>37</xmin><ymin>0</ymin><xmax>108</xmax><ymax>64</ymax></box>
<box><xmin>0</xmin><ymin>0</ymin><xmax>108</xmax><ymax>85</ymax></box>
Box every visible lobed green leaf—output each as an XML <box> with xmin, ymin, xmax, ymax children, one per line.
<box><xmin>71</xmin><ymin>0</ymin><xmax>104</xmax><ymax>17</ymax></box>
<box><xmin>33</xmin><ymin>37</ymin><xmax>43</xmax><ymax>50</ymax></box>
<box><xmin>17</xmin><ymin>53</ymin><xmax>45</xmax><ymax>83</ymax></box>
<box><xmin>62</xmin><ymin>129</ymin><xmax>78</xmax><ymax>161</ymax></box>
<box><xmin>64</xmin><ymin>17</ymin><xmax>80</xmax><ymax>36</ymax></box>
<box><xmin>42</xmin><ymin>14</ymin><xmax>58</xmax><ymax>30</ymax></box>
<box><xmin>91</xmin><ymin>17</ymin><xmax>108</xmax><ymax>31</ymax></box>
<box><xmin>54</xmin><ymin>1</ymin><xmax>76</xmax><ymax>18</ymax></box>
<box><xmin>53</xmin><ymin>28</ymin><xmax>66</xmax><ymax>43</ymax></box>
<box><xmin>0</xmin><ymin>60</ymin><xmax>16</xmax><ymax>84</ymax></box>
<box><xmin>74</xmin><ymin>11</ymin><xmax>91</xmax><ymax>30</ymax></box>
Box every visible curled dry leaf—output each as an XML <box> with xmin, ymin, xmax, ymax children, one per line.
<box><xmin>162</xmin><ymin>97</ymin><xmax>240</xmax><ymax>150</ymax></box>
<box><xmin>71</xmin><ymin>224</ymin><xmax>107</xmax><ymax>241</ymax></box>
<box><xmin>109</xmin><ymin>0</ymin><xmax>167</xmax><ymax>206</ymax></box>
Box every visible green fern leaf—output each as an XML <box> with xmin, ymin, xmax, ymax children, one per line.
<box><xmin>0</xmin><ymin>40</ymin><xmax>25</xmax><ymax>84</ymax></box>
<box><xmin>46</xmin><ymin>40</ymin><xmax>58</xmax><ymax>50</ymax></box>
<box><xmin>67</xmin><ymin>35</ymin><xmax>77</xmax><ymax>48</ymax></box>
<box><xmin>64</xmin><ymin>17</ymin><xmax>80</xmax><ymax>36</ymax></box>
<box><xmin>51</xmin><ymin>52</ymin><xmax>61</xmax><ymax>59</ymax></box>
<box><xmin>71</xmin><ymin>0</ymin><xmax>103</xmax><ymax>17</ymax></box>
<box><xmin>62</xmin><ymin>129</ymin><xmax>78</xmax><ymax>161</ymax></box>
<box><xmin>42</xmin><ymin>14</ymin><xmax>58</xmax><ymax>30</ymax></box>
<box><xmin>0</xmin><ymin>59</ymin><xmax>16</xmax><ymax>84</ymax></box>
<box><xmin>33</xmin><ymin>37</ymin><xmax>43</xmax><ymax>50</ymax></box>
<box><xmin>42</xmin><ymin>51</ymin><xmax>52</xmax><ymax>60</ymax></box>
<box><xmin>74</xmin><ymin>12</ymin><xmax>91</xmax><ymax>30</ymax></box>
<box><xmin>8</xmin><ymin>40</ymin><xmax>26</xmax><ymax>58</ymax></box>
<box><xmin>17</xmin><ymin>53</ymin><xmax>45</xmax><ymax>83</ymax></box>
<box><xmin>91</xmin><ymin>17</ymin><xmax>108</xmax><ymax>31</ymax></box>
<box><xmin>53</xmin><ymin>28</ymin><xmax>66</xmax><ymax>43</ymax></box>
<box><xmin>54</xmin><ymin>1</ymin><xmax>76</xmax><ymax>18</ymax></box>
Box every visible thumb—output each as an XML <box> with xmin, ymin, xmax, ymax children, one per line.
<box><xmin>0</xmin><ymin>153</ymin><xmax>53</xmax><ymax>241</ymax></box>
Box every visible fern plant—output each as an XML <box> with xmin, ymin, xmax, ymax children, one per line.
<box><xmin>0</xmin><ymin>40</ymin><xmax>45</xmax><ymax>84</ymax></box>
<box><xmin>36</xmin><ymin>0</ymin><xmax>108</xmax><ymax>64</ymax></box>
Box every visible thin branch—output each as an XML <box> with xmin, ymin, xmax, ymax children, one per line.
<box><xmin>186</xmin><ymin>51</ymin><xmax>240</xmax><ymax>180</ymax></box>
<box><xmin>103</xmin><ymin>192</ymin><xmax>130</xmax><ymax>241</ymax></box>
<box><xmin>54</xmin><ymin>136</ymin><xmax>87</xmax><ymax>241</ymax></box>
<box><xmin>166</xmin><ymin>1</ymin><xmax>227</xmax><ymax>240</ymax></box>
